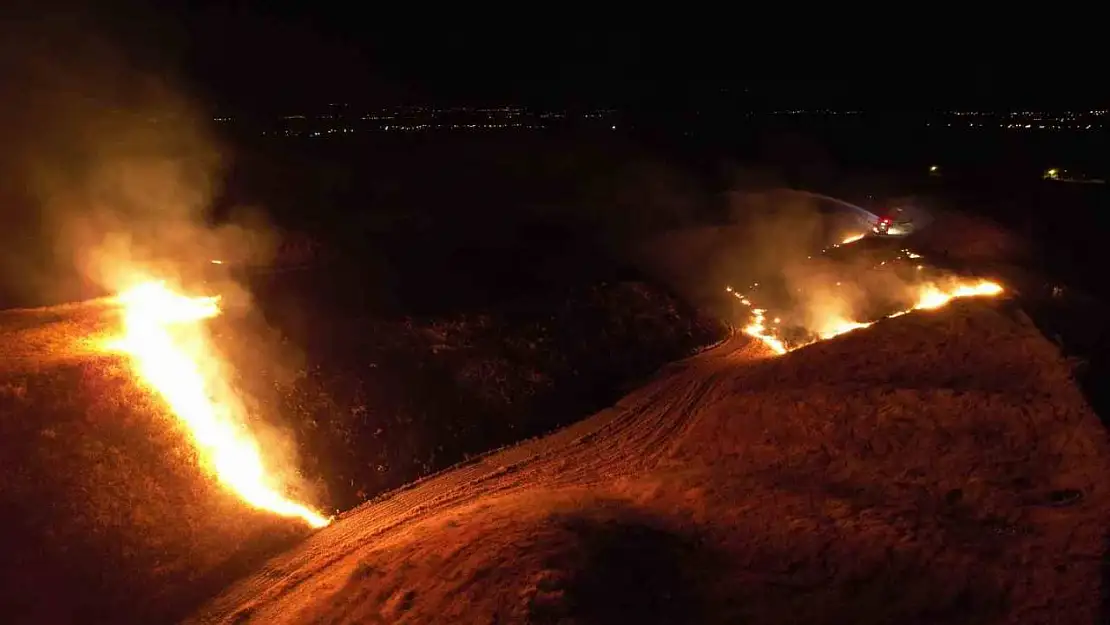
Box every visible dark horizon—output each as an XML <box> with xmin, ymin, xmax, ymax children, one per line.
<box><xmin>7</xmin><ymin>1</ymin><xmax>1108</xmax><ymax>115</ymax></box>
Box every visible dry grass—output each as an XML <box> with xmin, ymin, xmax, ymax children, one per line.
<box><xmin>0</xmin><ymin>279</ymin><xmax>722</xmax><ymax>624</ymax></box>
<box><xmin>0</xmin><ymin>303</ymin><xmax>312</xmax><ymax>624</ymax></box>
<box><xmin>658</xmin><ymin>301</ymin><xmax>1110</xmax><ymax>623</ymax></box>
<box><xmin>189</xmin><ymin>300</ymin><xmax>1110</xmax><ymax>625</ymax></box>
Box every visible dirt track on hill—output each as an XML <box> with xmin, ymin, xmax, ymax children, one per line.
<box><xmin>189</xmin><ymin>299</ymin><xmax>1110</xmax><ymax>625</ymax></box>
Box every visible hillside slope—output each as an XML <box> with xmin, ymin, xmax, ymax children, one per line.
<box><xmin>189</xmin><ymin>299</ymin><xmax>1110</xmax><ymax>624</ymax></box>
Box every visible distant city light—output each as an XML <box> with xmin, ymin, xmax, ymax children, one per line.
<box><xmin>208</xmin><ymin>106</ymin><xmax>1104</xmax><ymax>138</ymax></box>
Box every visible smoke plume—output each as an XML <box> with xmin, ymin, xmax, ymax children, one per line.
<box><xmin>0</xmin><ymin>10</ymin><xmax>276</xmax><ymax>306</ymax></box>
<box><xmin>0</xmin><ymin>8</ymin><xmax>322</xmax><ymax>504</ymax></box>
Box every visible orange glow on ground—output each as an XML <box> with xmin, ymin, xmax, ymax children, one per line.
<box><xmin>728</xmin><ymin>278</ymin><xmax>1004</xmax><ymax>355</ymax></box>
<box><xmin>109</xmin><ymin>281</ymin><xmax>330</xmax><ymax>528</ymax></box>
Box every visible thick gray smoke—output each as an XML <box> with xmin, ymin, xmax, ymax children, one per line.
<box><xmin>626</xmin><ymin>184</ymin><xmax>839</xmax><ymax>309</ymax></box>
<box><xmin>0</xmin><ymin>8</ymin><xmax>323</xmax><ymax>505</ymax></box>
<box><xmin>624</xmin><ymin>172</ymin><xmax>928</xmax><ymax>333</ymax></box>
<box><xmin>0</xmin><ymin>10</ymin><xmax>276</xmax><ymax>306</ymax></box>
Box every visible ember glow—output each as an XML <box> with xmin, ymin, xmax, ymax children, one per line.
<box><xmin>110</xmin><ymin>281</ymin><xmax>330</xmax><ymax>529</ymax></box>
<box><xmin>912</xmin><ymin>280</ymin><xmax>1003</xmax><ymax>310</ymax></box>
<box><xmin>816</xmin><ymin>317</ymin><xmax>872</xmax><ymax>339</ymax></box>
<box><xmin>823</xmin><ymin>233</ymin><xmax>867</xmax><ymax>253</ymax></box>
<box><xmin>735</xmin><ymin>302</ymin><xmax>787</xmax><ymax>354</ymax></box>
<box><xmin>728</xmin><ymin>277</ymin><xmax>1004</xmax><ymax>355</ymax></box>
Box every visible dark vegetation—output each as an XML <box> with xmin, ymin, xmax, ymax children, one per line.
<box><xmin>211</xmin><ymin>131</ymin><xmax>727</xmax><ymax>510</ymax></box>
<box><xmin>232</xmin><ymin>278</ymin><xmax>721</xmax><ymax>511</ymax></box>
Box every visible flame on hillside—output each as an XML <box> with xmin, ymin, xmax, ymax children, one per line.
<box><xmin>727</xmin><ymin>273</ymin><xmax>1003</xmax><ymax>356</ymax></box>
<box><xmin>107</xmin><ymin>281</ymin><xmax>330</xmax><ymax>528</ymax></box>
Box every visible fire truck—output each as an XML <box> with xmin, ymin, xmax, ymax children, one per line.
<box><xmin>872</xmin><ymin>206</ymin><xmax>915</xmax><ymax>237</ymax></box>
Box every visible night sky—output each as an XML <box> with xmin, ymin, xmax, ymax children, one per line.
<box><xmin>6</xmin><ymin>0</ymin><xmax>1108</xmax><ymax>114</ymax></box>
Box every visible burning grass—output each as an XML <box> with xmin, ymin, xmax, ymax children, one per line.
<box><xmin>105</xmin><ymin>281</ymin><xmax>329</xmax><ymax>528</ymax></box>
<box><xmin>725</xmin><ymin>238</ymin><xmax>1004</xmax><ymax>354</ymax></box>
<box><xmin>0</xmin><ymin>308</ymin><xmax>310</xmax><ymax>624</ymax></box>
<box><xmin>188</xmin><ymin>299</ymin><xmax>1110</xmax><ymax>625</ymax></box>
<box><xmin>0</xmin><ymin>277</ymin><xmax>722</xmax><ymax>623</ymax></box>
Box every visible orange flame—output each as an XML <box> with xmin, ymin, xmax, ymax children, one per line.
<box><xmin>815</xmin><ymin>316</ymin><xmax>872</xmax><ymax>339</ymax></box>
<box><xmin>110</xmin><ymin>281</ymin><xmax>330</xmax><ymax>528</ymax></box>
<box><xmin>729</xmin><ymin>278</ymin><xmax>1004</xmax><ymax>355</ymax></box>
<box><xmin>741</xmin><ymin>307</ymin><xmax>787</xmax><ymax>355</ymax></box>
<box><xmin>911</xmin><ymin>280</ymin><xmax>1003</xmax><ymax>310</ymax></box>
